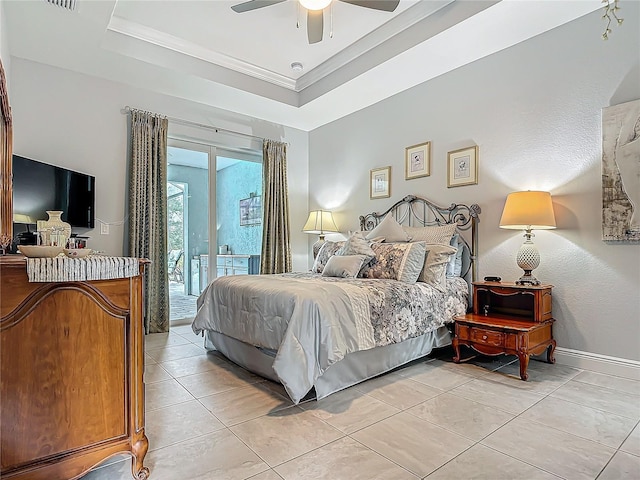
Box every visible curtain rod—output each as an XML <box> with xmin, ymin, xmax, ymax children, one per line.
<box><xmin>122</xmin><ymin>106</ymin><xmax>264</xmax><ymax>143</ymax></box>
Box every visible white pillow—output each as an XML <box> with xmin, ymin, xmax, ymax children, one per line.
<box><xmin>365</xmin><ymin>214</ymin><xmax>410</xmax><ymax>243</ymax></box>
<box><xmin>322</xmin><ymin>255</ymin><xmax>368</xmax><ymax>278</ymax></box>
<box><xmin>403</xmin><ymin>223</ymin><xmax>457</xmax><ymax>245</ymax></box>
<box><xmin>419</xmin><ymin>243</ymin><xmax>458</xmax><ymax>292</ymax></box>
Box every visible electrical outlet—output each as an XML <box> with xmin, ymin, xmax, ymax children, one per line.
<box><xmin>100</xmin><ymin>223</ymin><xmax>109</xmax><ymax>235</ymax></box>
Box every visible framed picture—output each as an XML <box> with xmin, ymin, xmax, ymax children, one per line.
<box><xmin>447</xmin><ymin>146</ymin><xmax>478</xmax><ymax>187</ymax></box>
<box><xmin>602</xmin><ymin>99</ymin><xmax>640</xmax><ymax>243</ymax></box>
<box><xmin>405</xmin><ymin>141</ymin><xmax>431</xmax><ymax>180</ymax></box>
<box><xmin>370</xmin><ymin>166</ymin><xmax>391</xmax><ymax>199</ymax></box>
<box><xmin>239</xmin><ymin>195</ymin><xmax>262</xmax><ymax>226</ymax></box>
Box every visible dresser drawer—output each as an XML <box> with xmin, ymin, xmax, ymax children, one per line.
<box><xmin>216</xmin><ymin>256</ymin><xmax>232</xmax><ymax>267</ymax></box>
<box><xmin>233</xmin><ymin>257</ymin><xmax>249</xmax><ymax>269</ymax></box>
<box><xmin>470</xmin><ymin>328</ymin><xmax>504</xmax><ymax>347</ymax></box>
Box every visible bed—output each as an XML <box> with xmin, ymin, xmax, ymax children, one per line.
<box><xmin>192</xmin><ymin>195</ymin><xmax>481</xmax><ymax>404</ymax></box>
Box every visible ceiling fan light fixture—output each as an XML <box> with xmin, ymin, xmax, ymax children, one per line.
<box><xmin>299</xmin><ymin>0</ymin><xmax>332</xmax><ymax>11</ymax></box>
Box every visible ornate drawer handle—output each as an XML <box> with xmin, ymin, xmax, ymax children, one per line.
<box><xmin>482</xmin><ymin>335</ymin><xmax>488</xmax><ymax>340</ymax></box>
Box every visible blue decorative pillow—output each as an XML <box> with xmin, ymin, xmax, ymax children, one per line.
<box><xmin>446</xmin><ymin>234</ymin><xmax>465</xmax><ymax>277</ymax></box>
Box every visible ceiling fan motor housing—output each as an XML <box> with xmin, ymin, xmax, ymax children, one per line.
<box><xmin>231</xmin><ymin>0</ymin><xmax>400</xmax><ymax>44</ymax></box>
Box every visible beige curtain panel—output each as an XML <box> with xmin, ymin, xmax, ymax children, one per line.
<box><xmin>127</xmin><ymin>109</ymin><xmax>170</xmax><ymax>333</ymax></box>
<box><xmin>260</xmin><ymin>140</ymin><xmax>292</xmax><ymax>274</ymax></box>
<box><xmin>0</xmin><ymin>59</ymin><xmax>13</xmax><ymax>249</ymax></box>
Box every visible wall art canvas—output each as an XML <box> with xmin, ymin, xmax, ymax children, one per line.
<box><xmin>240</xmin><ymin>196</ymin><xmax>261</xmax><ymax>226</ymax></box>
<box><xmin>602</xmin><ymin>99</ymin><xmax>640</xmax><ymax>243</ymax></box>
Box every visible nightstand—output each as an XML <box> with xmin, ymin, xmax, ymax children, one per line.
<box><xmin>452</xmin><ymin>282</ymin><xmax>556</xmax><ymax>380</ymax></box>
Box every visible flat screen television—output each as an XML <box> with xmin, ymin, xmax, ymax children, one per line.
<box><xmin>12</xmin><ymin>155</ymin><xmax>95</xmax><ymax>229</ymax></box>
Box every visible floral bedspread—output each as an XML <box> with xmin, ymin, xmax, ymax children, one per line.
<box><xmin>283</xmin><ymin>272</ymin><xmax>469</xmax><ymax>346</ymax></box>
<box><xmin>193</xmin><ymin>272</ymin><xmax>468</xmax><ymax>403</ymax></box>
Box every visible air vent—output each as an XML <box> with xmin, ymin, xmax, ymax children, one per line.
<box><xmin>44</xmin><ymin>0</ymin><xmax>77</xmax><ymax>12</ymax></box>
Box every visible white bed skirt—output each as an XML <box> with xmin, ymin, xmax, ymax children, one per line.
<box><xmin>204</xmin><ymin>326</ymin><xmax>452</xmax><ymax>401</ymax></box>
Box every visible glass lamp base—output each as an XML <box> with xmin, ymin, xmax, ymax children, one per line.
<box><xmin>516</xmin><ymin>271</ymin><xmax>541</xmax><ymax>286</ymax></box>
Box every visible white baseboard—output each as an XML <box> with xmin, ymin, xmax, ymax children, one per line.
<box><xmin>555</xmin><ymin>347</ymin><xmax>640</xmax><ymax>381</ymax></box>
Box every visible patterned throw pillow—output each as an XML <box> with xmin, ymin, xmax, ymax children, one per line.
<box><xmin>365</xmin><ymin>214</ymin><xmax>411</xmax><ymax>243</ymax></box>
<box><xmin>322</xmin><ymin>255</ymin><xmax>369</xmax><ymax>278</ymax></box>
<box><xmin>312</xmin><ymin>241</ymin><xmax>345</xmax><ymax>273</ymax></box>
<box><xmin>420</xmin><ymin>243</ymin><xmax>458</xmax><ymax>292</ymax></box>
<box><xmin>337</xmin><ymin>231</ymin><xmax>376</xmax><ymax>263</ymax></box>
<box><xmin>359</xmin><ymin>242</ymin><xmax>426</xmax><ymax>284</ymax></box>
<box><xmin>403</xmin><ymin>223</ymin><xmax>457</xmax><ymax>244</ymax></box>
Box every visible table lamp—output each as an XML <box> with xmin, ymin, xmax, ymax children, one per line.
<box><xmin>13</xmin><ymin>213</ymin><xmax>37</xmax><ymax>246</ymax></box>
<box><xmin>303</xmin><ymin>210</ymin><xmax>338</xmax><ymax>257</ymax></box>
<box><xmin>499</xmin><ymin>191</ymin><xmax>556</xmax><ymax>285</ymax></box>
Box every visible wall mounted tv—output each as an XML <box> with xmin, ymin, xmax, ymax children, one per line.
<box><xmin>12</xmin><ymin>155</ymin><xmax>95</xmax><ymax>229</ymax></box>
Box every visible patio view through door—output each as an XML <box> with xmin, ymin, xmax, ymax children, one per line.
<box><xmin>167</xmin><ymin>141</ymin><xmax>262</xmax><ymax>326</ymax></box>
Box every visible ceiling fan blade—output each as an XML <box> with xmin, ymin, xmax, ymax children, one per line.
<box><xmin>307</xmin><ymin>9</ymin><xmax>324</xmax><ymax>44</ymax></box>
<box><xmin>231</xmin><ymin>0</ymin><xmax>286</xmax><ymax>14</ymax></box>
<box><xmin>338</xmin><ymin>0</ymin><xmax>400</xmax><ymax>12</ymax></box>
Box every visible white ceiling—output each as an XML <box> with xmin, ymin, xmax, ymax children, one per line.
<box><xmin>4</xmin><ymin>0</ymin><xmax>602</xmax><ymax>131</ymax></box>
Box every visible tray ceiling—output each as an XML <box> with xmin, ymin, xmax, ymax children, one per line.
<box><xmin>4</xmin><ymin>0</ymin><xmax>601</xmax><ymax>130</ymax></box>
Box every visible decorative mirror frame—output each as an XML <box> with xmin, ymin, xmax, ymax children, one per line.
<box><xmin>0</xmin><ymin>59</ymin><xmax>13</xmax><ymax>249</ymax></box>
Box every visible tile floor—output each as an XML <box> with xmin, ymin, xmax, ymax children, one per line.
<box><xmin>169</xmin><ymin>281</ymin><xmax>198</xmax><ymax>324</ymax></box>
<box><xmin>83</xmin><ymin>326</ymin><xmax>640</xmax><ymax>480</ymax></box>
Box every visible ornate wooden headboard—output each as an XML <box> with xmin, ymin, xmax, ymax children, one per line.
<box><xmin>359</xmin><ymin>194</ymin><xmax>481</xmax><ymax>283</ymax></box>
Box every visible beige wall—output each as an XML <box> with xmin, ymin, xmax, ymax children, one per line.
<box><xmin>0</xmin><ymin>1</ymin><xmax>9</xmax><ymax>91</ymax></box>
<box><xmin>10</xmin><ymin>59</ymin><xmax>310</xmax><ymax>271</ymax></box>
<box><xmin>308</xmin><ymin>7</ymin><xmax>640</xmax><ymax>361</ymax></box>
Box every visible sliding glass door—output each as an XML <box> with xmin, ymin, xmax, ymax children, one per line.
<box><xmin>167</xmin><ymin>140</ymin><xmax>215</xmax><ymax>325</ymax></box>
<box><xmin>166</xmin><ymin>140</ymin><xmax>262</xmax><ymax>325</ymax></box>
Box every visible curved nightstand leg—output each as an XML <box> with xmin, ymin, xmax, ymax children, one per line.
<box><xmin>452</xmin><ymin>337</ymin><xmax>461</xmax><ymax>363</ymax></box>
<box><xmin>518</xmin><ymin>352</ymin><xmax>530</xmax><ymax>381</ymax></box>
<box><xmin>131</xmin><ymin>434</ymin><xmax>150</xmax><ymax>480</ymax></box>
<box><xmin>547</xmin><ymin>340</ymin><xmax>557</xmax><ymax>364</ymax></box>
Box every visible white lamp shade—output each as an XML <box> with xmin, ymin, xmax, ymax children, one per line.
<box><xmin>13</xmin><ymin>214</ymin><xmax>36</xmax><ymax>224</ymax></box>
<box><xmin>499</xmin><ymin>191</ymin><xmax>556</xmax><ymax>230</ymax></box>
<box><xmin>303</xmin><ymin>210</ymin><xmax>338</xmax><ymax>234</ymax></box>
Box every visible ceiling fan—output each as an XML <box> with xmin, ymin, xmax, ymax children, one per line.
<box><xmin>231</xmin><ymin>0</ymin><xmax>400</xmax><ymax>44</ymax></box>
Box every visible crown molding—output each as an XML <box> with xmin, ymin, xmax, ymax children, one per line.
<box><xmin>107</xmin><ymin>15</ymin><xmax>297</xmax><ymax>91</ymax></box>
<box><xmin>107</xmin><ymin>2</ymin><xmax>455</xmax><ymax>96</ymax></box>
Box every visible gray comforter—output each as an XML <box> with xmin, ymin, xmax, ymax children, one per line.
<box><xmin>192</xmin><ymin>273</ymin><xmax>468</xmax><ymax>403</ymax></box>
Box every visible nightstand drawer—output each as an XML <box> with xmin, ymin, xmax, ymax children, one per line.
<box><xmin>470</xmin><ymin>328</ymin><xmax>504</xmax><ymax>347</ymax></box>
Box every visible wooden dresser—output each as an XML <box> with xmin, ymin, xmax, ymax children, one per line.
<box><xmin>0</xmin><ymin>255</ymin><xmax>149</xmax><ymax>480</ymax></box>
